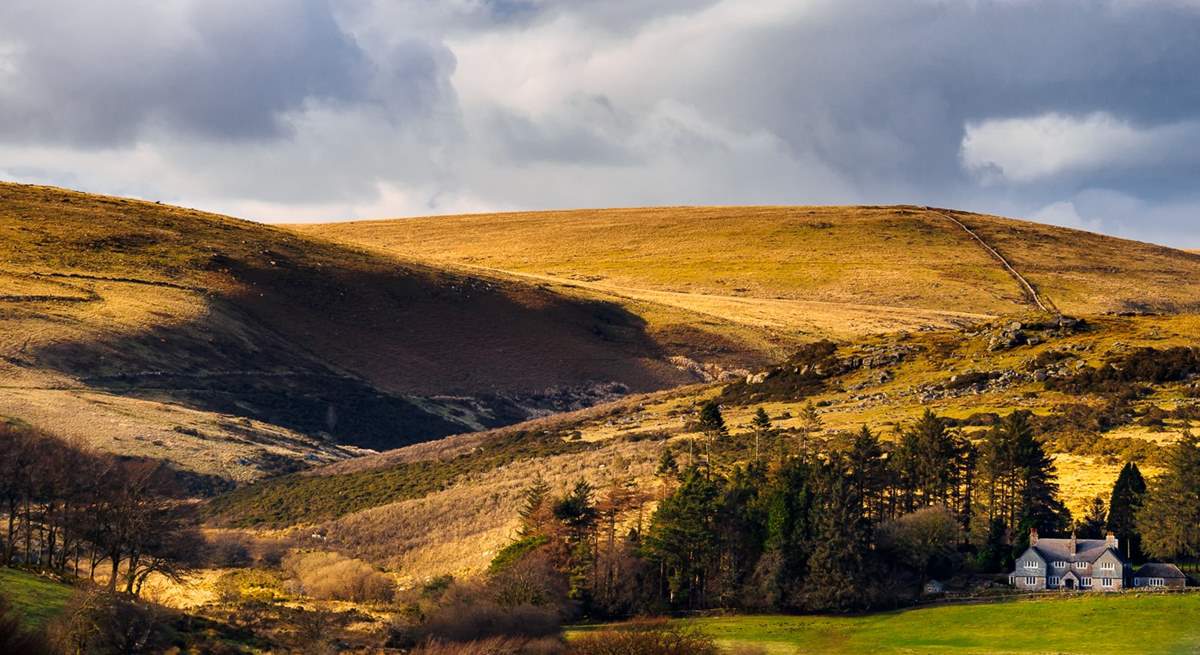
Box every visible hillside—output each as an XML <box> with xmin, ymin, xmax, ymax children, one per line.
<box><xmin>210</xmin><ymin>312</ymin><xmax>1200</xmax><ymax>580</ymax></box>
<box><xmin>0</xmin><ymin>183</ymin><xmax>695</xmax><ymax>483</ymax></box>
<box><xmin>294</xmin><ymin>205</ymin><xmax>1200</xmax><ymax>346</ymax></box>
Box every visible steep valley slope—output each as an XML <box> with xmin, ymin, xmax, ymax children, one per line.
<box><xmin>0</xmin><ymin>183</ymin><xmax>696</xmax><ymax>484</ymax></box>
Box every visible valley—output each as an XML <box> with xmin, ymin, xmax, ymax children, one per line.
<box><xmin>4</xmin><ymin>184</ymin><xmax>1200</xmax><ymax>653</ymax></box>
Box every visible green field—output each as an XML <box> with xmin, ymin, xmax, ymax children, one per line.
<box><xmin>578</xmin><ymin>594</ymin><xmax>1200</xmax><ymax>655</ymax></box>
<box><xmin>0</xmin><ymin>568</ymin><xmax>74</xmax><ymax>628</ymax></box>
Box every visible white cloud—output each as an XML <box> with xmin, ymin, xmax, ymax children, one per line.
<box><xmin>961</xmin><ymin>112</ymin><xmax>1200</xmax><ymax>183</ymax></box>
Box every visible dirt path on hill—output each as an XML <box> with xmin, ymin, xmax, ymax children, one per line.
<box><xmin>929</xmin><ymin>209</ymin><xmax>1058</xmax><ymax>315</ymax></box>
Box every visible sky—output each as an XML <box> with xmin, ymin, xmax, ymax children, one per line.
<box><xmin>1</xmin><ymin>0</ymin><xmax>1199</xmax><ymax>246</ymax></box>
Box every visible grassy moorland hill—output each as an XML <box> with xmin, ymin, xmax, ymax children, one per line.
<box><xmin>0</xmin><ymin>183</ymin><xmax>699</xmax><ymax>483</ymax></box>
<box><xmin>295</xmin><ymin>206</ymin><xmax>1200</xmax><ymax>346</ymax></box>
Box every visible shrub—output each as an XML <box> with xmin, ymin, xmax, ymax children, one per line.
<box><xmin>419</xmin><ymin>600</ymin><xmax>561</xmax><ymax>644</ymax></box>
<box><xmin>282</xmin><ymin>551</ymin><xmax>395</xmax><ymax>603</ymax></box>
<box><xmin>567</xmin><ymin>623</ymin><xmax>719</xmax><ymax>655</ymax></box>
<box><xmin>207</xmin><ymin>532</ymin><xmax>254</xmax><ymax>568</ymax></box>
<box><xmin>413</xmin><ymin>636</ymin><xmax>564</xmax><ymax>655</ymax></box>
<box><xmin>46</xmin><ymin>588</ymin><xmax>163</xmax><ymax>655</ymax></box>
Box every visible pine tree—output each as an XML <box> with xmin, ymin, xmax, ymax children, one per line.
<box><xmin>517</xmin><ymin>475</ymin><xmax>551</xmax><ymax>537</ymax></box>
<box><xmin>1107</xmin><ymin>461</ymin><xmax>1147</xmax><ymax>560</ymax></box>
<box><xmin>800</xmin><ymin>458</ymin><xmax>872</xmax><ymax>611</ymax></box>
<box><xmin>751</xmin><ymin>408</ymin><xmax>772</xmax><ymax>463</ymax></box>
<box><xmin>796</xmin><ymin>402</ymin><xmax>823</xmax><ymax>457</ymax></box>
<box><xmin>847</xmin><ymin>425</ymin><xmax>885</xmax><ymax>524</ymax></box>
<box><xmin>1010</xmin><ymin>411</ymin><xmax>1071</xmax><ymax>536</ymax></box>
<box><xmin>656</xmin><ymin>448</ymin><xmax>679</xmax><ymax>478</ymax></box>
<box><xmin>643</xmin><ymin>467</ymin><xmax>723</xmax><ymax>608</ymax></box>
<box><xmin>697</xmin><ymin>401</ymin><xmax>728</xmax><ymax>471</ymax></box>
<box><xmin>1138</xmin><ymin>433</ymin><xmax>1200</xmax><ymax>560</ymax></box>
<box><xmin>1077</xmin><ymin>496</ymin><xmax>1107</xmax><ymax>539</ymax></box>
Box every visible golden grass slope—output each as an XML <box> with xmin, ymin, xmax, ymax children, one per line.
<box><xmin>0</xmin><ymin>183</ymin><xmax>706</xmax><ymax>479</ymax></box>
<box><xmin>295</xmin><ymin>205</ymin><xmax>1200</xmax><ymax>330</ymax></box>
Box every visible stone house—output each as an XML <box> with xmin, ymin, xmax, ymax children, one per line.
<box><xmin>1009</xmin><ymin>529</ymin><xmax>1129</xmax><ymax>591</ymax></box>
<box><xmin>1132</xmin><ymin>562</ymin><xmax>1188</xmax><ymax>589</ymax></box>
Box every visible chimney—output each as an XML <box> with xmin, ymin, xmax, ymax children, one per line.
<box><xmin>1106</xmin><ymin>531</ymin><xmax>1117</xmax><ymax>549</ymax></box>
<box><xmin>1030</xmin><ymin>527</ymin><xmax>1038</xmax><ymax>546</ymax></box>
<box><xmin>1070</xmin><ymin>531</ymin><xmax>1077</xmax><ymax>556</ymax></box>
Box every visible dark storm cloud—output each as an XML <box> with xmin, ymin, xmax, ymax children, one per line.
<box><xmin>0</xmin><ymin>0</ymin><xmax>421</xmax><ymax>145</ymax></box>
<box><xmin>1</xmin><ymin>0</ymin><xmax>1198</xmax><ymax>244</ymax></box>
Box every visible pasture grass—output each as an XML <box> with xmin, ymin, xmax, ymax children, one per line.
<box><xmin>572</xmin><ymin>594</ymin><xmax>1200</xmax><ymax>654</ymax></box>
<box><xmin>0</xmin><ymin>568</ymin><xmax>73</xmax><ymax>628</ymax></box>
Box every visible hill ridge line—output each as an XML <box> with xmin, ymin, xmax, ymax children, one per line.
<box><xmin>928</xmin><ymin>208</ymin><xmax>1056</xmax><ymax>315</ymax></box>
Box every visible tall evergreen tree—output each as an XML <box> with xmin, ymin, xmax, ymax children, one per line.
<box><xmin>847</xmin><ymin>425</ymin><xmax>886</xmax><ymax>525</ymax></box>
<box><xmin>751</xmin><ymin>408</ymin><xmax>772</xmax><ymax>464</ymax></box>
<box><xmin>517</xmin><ymin>475</ymin><xmax>552</xmax><ymax>537</ymax></box>
<box><xmin>800</xmin><ymin>458</ymin><xmax>873</xmax><ymax>611</ymax></box>
<box><xmin>1010</xmin><ymin>411</ymin><xmax>1071</xmax><ymax>537</ymax></box>
<box><xmin>1077</xmin><ymin>496</ymin><xmax>1107</xmax><ymax>539</ymax></box>
<box><xmin>1107</xmin><ymin>461</ymin><xmax>1147</xmax><ymax>561</ymax></box>
<box><xmin>643</xmin><ymin>466</ymin><xmax>722</xmax><ymax>608</ymax></box>
<box><xmin>697</xmin><ymin>401</ymin><xmax>728</xmax><ymax>471</ymax></box>
<box><xmin>1138</xmin><ymin>433</ymin><xmax>1200</xmax><ymax>560</ymax></box>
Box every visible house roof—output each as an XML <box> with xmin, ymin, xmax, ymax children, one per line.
<box><xmin>1031</xmin><ymin>538</ymin><xmax>1122</xmax><ymax>564</ymax></box>
<box><xmin>1134</xmin><ymin>563</ymin><xmax>1187</xmax><ymax>579</ymax></box>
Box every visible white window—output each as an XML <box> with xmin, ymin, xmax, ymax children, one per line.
<box><xmin>1048</xmin><ymin>576</ymin><xmax>1060</xmax><ymax>586</ymax></box>
<box><xmin>1075</xmin><ymin>562</ymin><xmax>1088</xmax><ymax>570</ymax></box>
<box><xmin>1098</xmin><ymin>562</ymin><xmax>1115</xmax><ymax>572</ymax></box>
<box><xmin>1151</xmin><ymin>577</ymin><xmax>1165</xmax><ymax>587</ymax></box>
<box><xmin>1081</xmin><ymin>577</ymin><xmax>1093</xmax><ymax>588</ymax></box>
<box><xmin>1025</xmin><ymin>576</ymin><xmax>1037</xmax><ymax>585</ymax></box>
<box><xmin>1024</xmin><ymin>560</ymin><xmax>1040</xmax><ymax>570</ymax></box>
<box><xmin>1102</xmin><ymin>578</ymin><xmax>1113</xmax><ymax>588</ymax></box>
<box><xmin>1053</xmin><ymin>561</ymin><xmax>1067</xmax><ymax>569</ymax></box>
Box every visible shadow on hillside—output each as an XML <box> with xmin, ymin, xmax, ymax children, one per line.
<box><xmin>26</xmin><ymin>246</ymin><xmax>688</xmax><ymax>451</ymax></box>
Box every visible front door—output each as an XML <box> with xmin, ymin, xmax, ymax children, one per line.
<box><xmin>1064</xmin><ymin>578</ymin><xmax>1075</xmax><ymax>590</ymax></box>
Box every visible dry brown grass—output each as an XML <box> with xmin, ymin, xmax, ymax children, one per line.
<box><xmin>294</xmin><ymin>205</ymin><xmax>1200</xmax><ymax>338</ymax></box>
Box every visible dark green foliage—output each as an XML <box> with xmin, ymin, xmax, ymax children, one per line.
<box><xmin>847</xmin><ymin>426</ymin><xmax>886</xmax><ymax>521</ymax></box>
<box><xmin>208</xmin><ymin>430</ymin><xmax>596</xmax><ymax>527</ymax></box>
<box><xmin>799</xmin><ymin>460</ymin><xmax>873</xmax><ymax>611</ymax></box>
<box><xmin>977</xmin><ymin>411</ymin><xmax>1071</xmax><ymax>545</ymax></box>
<box><xmin>1138</xmin><ymin>434</ymin><xmax>1200</xmax><ymax>560</ymax></box>
<box><xmin>697</xmin><ymin>402</ymin><xmax>728</xmax><ymax>441</ymax></box>
<box><xmin>1076</xmin><ymin>497</ymin><xmax>1108</xmax><ymax>539</ymax></box>
<box><xmin>975</xmin><ymin>517</ymin><xmax>1010</xmax><ymax>572</ymax></box>
<box><xmin>655</xmin><ymin>449</ymin><xmax>678</xmax><ymax>477</ymax></box>
<box><xmin>1107</xmin><ymin>462</ymin><xmax>1147</xmax><ymax>560</ymax></box>
<box><xmin>642</xmin><ymin>467</ymin><xmax>723</xmax><ymax>609</ymax></box>
<box><xmin>489</xmin><ymin>536</ymin><xmax>551</xmax><ymax>575</ymax></box>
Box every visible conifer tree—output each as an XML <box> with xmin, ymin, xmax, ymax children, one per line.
<box><xmin>847</xmin><ymin>425</ymin><xmax>886</xmax><ymax>524</ymax></box>
<box><xmin>751</xmin><ymin>407</ymin><xmax>772</xmax><ymax>463</ymax></box>
<box><xmin>1077</xmin><ymin>496</ymin><xmax>1107</xmax><ymax>539</ymax></box>
<box><xmin>800</xmin><ymin>459</ymin><xmax>872</xmax><ymax>610</ymax></box>
<box><xmin>1138</xmin><ymin>433</ymin><xmax>1200</xmax><ymax>560</ymax></box>
<box><xmin>1107</xmin><ymin>461</ymin><xmax>1147</xmax><ymax>560</ymax></box>
<box><xmin>698</xmin><ymin>401</ymin><xmax>728</xmax><ymax>471</ymax></box>
<box><xmin>643</xmin><ymin>467</ymin><xmax>722</xmax><ymax>608</ymax></box>
<box><xmin>517</xmin><ymin>475</ymin><xmax>551</xmax><ymax>537</ymax></box>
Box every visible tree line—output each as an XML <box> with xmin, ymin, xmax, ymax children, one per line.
<box><xmin>492</xmin><ymin>402</ymin><xmax>1200</xmax><ymax>617</ymax></box>
<box><xmin>0</xmin><ymin>423</ymin><xmax>200</xmax><ymax>596</ymax></box>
